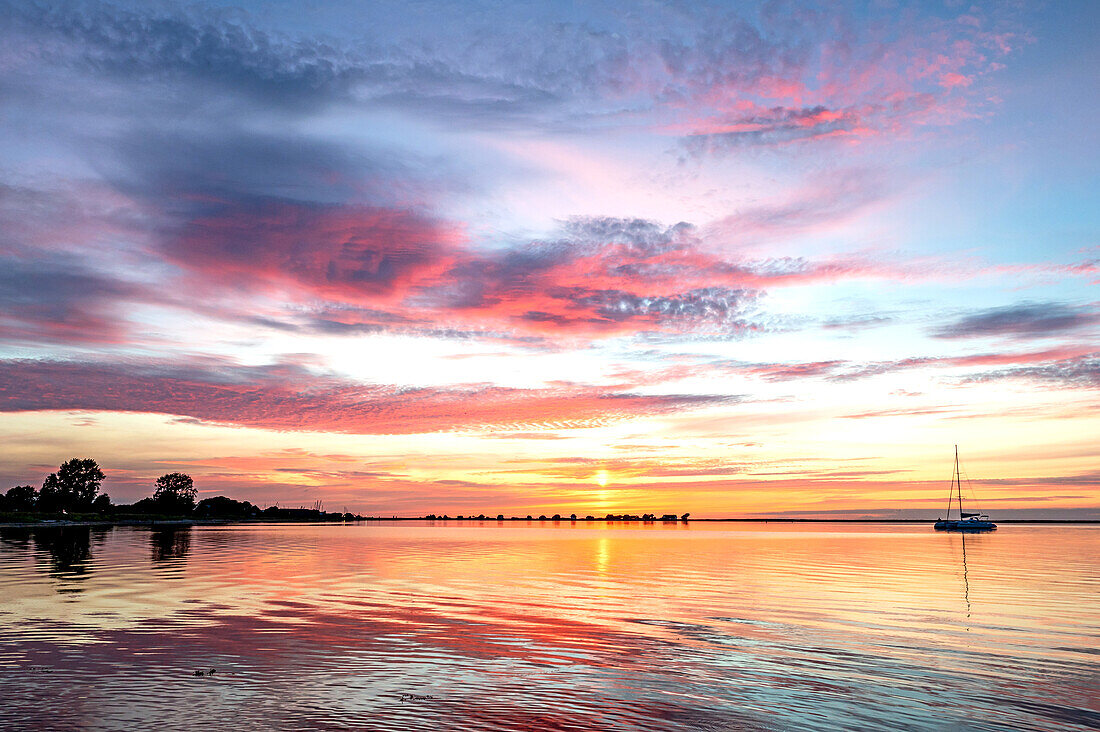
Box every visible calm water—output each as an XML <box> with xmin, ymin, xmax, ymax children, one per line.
<box><xmin>0</xmin><ymin>522</ymin><xmax>1096</xmax><ymax>731</ymax></box>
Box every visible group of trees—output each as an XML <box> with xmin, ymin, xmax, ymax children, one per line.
<box><xmin>193</xmin><ymin>495</ymin><xmax>257</xmax><ymax>519</ymax></box>
<box><xmin>2</xmin><ymin>459</ymin><xmax>108</xmax><ymax>514</ymax></box>
<box><xmin>1</xmin><ymin>460</ymin><xmax>198</xmax><ymax>517</ymax></box>
<box><xmin>130</xmin><ymin>473</ymin><xmax>198</xmax><ymax>515</ymax></box>
<box><xmin>3</xmin><ymin>459</ymin><xmax>362</xmax><ymax>522</ymax></box>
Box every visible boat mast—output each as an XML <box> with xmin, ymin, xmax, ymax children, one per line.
<box><xmin>955</xmin><ymin>445</ymin><xmax>963</xmax><ymax>520</ymax></box>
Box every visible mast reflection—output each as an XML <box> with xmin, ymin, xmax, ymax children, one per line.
<box><xmin>960</xmin><ymin>531</ymin><xmax>971</xmax><ymax>620</ymax></box>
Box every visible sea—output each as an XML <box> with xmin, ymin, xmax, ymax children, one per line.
<box><xmin>0</xmin><ymin>521</ymin><xmax>1096</xmax><ymax>731</ymax></box>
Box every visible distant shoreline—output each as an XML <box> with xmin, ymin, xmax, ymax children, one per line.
<box><xmin>363</xmin><ymin>517</ymin><xmax>1100</xmax><ymax>524</ymax></box>
<box><xmin>2</xmin><ymin>517</ymin><xmax>1097</xmax><ymax>528</ymax></box>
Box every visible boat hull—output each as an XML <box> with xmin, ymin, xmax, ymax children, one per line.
<box><xmin>934</xmin><ymin>520</ymin><xmax>997</xmax><ymax>531</ymax></box>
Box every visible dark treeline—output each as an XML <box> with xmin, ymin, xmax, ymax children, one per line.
<box><xmin>1</xmin><ymin>458</ymin><xmax>363</xmax><ymax>522</ymax></box>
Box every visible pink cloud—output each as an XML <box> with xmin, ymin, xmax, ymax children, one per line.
<box><xmin>939</xmin><ymin>72</ymin><xmax>972</xmax><ymax>89</ymax></box>
<box><xmin>668</xmin><ymin>6</ymin><xmax>1027</xmax><ymax>154</ymax></box>
<box><xmin>171</xmin><ymin>199</ymin><xmax>464</xmax><ymax>303</ymax></box>
<box><xmin>0</xmin><ymin>359</ymin><xmax>732</xmax><ymax>434</ymax></box>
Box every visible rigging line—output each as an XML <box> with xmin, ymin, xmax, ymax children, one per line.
<box><xmin>958</xmin><ymin>455</ymin><xmax>983</xmax><ymax>516</ymax></box>
<box><xmin>945</xmin><ymin>448</ymin><xmax>957</xmax><ymax>518</ymax></box>
<box><xmin>955</xmin><ymin>445</ymin><xmax>964</xmax><ymax>521</ymax></box>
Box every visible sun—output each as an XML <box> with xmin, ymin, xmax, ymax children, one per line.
<box><xmin>595</xmin><ymin>470</ymin><xmax>609</xmax><ymax>487</ymax></box>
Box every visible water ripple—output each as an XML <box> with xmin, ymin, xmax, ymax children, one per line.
<box><xmin>0</xmin><ymin>522</ymin><xmax>1097</xmax><ymax>731</ymax></box>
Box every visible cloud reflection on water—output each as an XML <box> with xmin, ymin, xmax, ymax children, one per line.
<box><xmin>0</xmin><ymin>523</ymin><xmax>1096</xmax><ymax>730</ymax></box>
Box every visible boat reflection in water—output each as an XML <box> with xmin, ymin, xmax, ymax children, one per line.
<box><xmin>935</xmin><ymin>445</ymin><xmax>997</xmax><ymax>531</ymax></box>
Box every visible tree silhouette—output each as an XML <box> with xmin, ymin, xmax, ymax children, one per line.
<box><xmin>194</xmin><ymin>495</ymin><xmax>255</xmax><ymax>518</ymax></box>
<box><xmin>91</xmin><ymin>494</ymin><xmax>112</xmax><ymax>514</ymax></box>
<box><xmin>38</xmin><ymin>459</ymin><xmax>104</xmax><ymax>513</ymax></box>
<box><xmin>5</xmin><ymin>485</ymin><xmax>37</xmax><ymax>511</ymax></box>
<box><xmin>153</xmin><ymin>473</ymin><xmax>197</xmax><ymax>513</ymax></box>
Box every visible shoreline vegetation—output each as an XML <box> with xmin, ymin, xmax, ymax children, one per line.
<box><xmin>1</xmin><ymin>458</ymin><xmax>368</xmax><ymax>527</ymax></box>
<box><xmin>4</xmin><ymin>458</ymin><xmax>1096</xmax><ymax>529</ymax></box>
<box><xmin>1</xmin><ymin>517</ymin><xmax>1095</xmax><ymax>529</ymax></box>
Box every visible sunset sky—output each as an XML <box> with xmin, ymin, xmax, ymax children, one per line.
<box><xmin>1</xmin><ymin>0</ymin><xmax>1096</xmax><ymax>518</ymax></box>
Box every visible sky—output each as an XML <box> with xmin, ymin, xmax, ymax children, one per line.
<box><xmin>0</xmin><ymin>0</ymin><xmax>1097</xmax><ymax>518</ymax></box>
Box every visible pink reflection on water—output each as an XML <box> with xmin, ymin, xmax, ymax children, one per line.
<box><xmin>0</xmin><ymin>523</ymin><xmax>1097</xmax><ymax>730</ymax></box>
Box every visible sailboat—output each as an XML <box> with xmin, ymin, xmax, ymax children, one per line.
<box><xmin>934</xmin><ymin>446</ymin><xmax>996</xmax><ymax>531</ymax></box>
